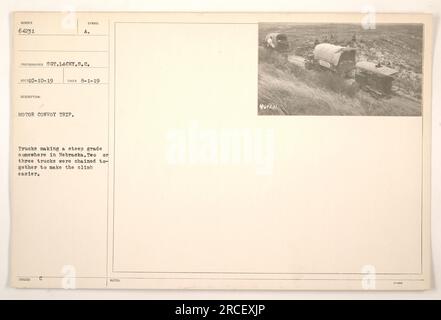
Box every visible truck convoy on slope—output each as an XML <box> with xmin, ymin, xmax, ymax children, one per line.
<box><xmin>264</xmin><ymin>32</ymin><xmax>399</xmax><ymax>97</ymax></box>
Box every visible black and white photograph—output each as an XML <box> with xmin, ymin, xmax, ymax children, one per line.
<box><xmin>258</xmin><ymin>23</ymin><xmax>423</xmax><ymax>116</ymax></box>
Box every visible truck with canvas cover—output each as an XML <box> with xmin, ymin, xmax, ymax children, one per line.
<box><xmin>264</xmin><ymin>33</ymin><xmax>290</xmax><ymax>52</ymax></box>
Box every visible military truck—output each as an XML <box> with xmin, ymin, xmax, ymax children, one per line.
<box><xmin>264</xmin><ymin>33</ymin><xmax>290</xmax><ymax>52</ymax></box>
<box><xmin>355</xmin><ymin>61</ymin><xmax>398</xmax><ymax>96</ymax></box>
<box><xmin>310</xmin><ymin>43</ymin><xmax>357</xmax><ymax>77</ymax></box>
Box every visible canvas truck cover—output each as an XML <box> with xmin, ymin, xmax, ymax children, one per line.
<box><xmin>313</xmin><ymin>43</ymin><xmax>356</xmax><ymax>67</ymax></box>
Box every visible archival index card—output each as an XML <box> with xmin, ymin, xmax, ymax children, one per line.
<box><xmin>10</xmin><ymin>12</ymin><xmax>432</xmax><ymax>290</ymax></box>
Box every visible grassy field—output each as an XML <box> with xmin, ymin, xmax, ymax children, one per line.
<box><xmin>258</xmin><ymin>24</ymin><xmax>423</xmax><ymax>116</ymax></box>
